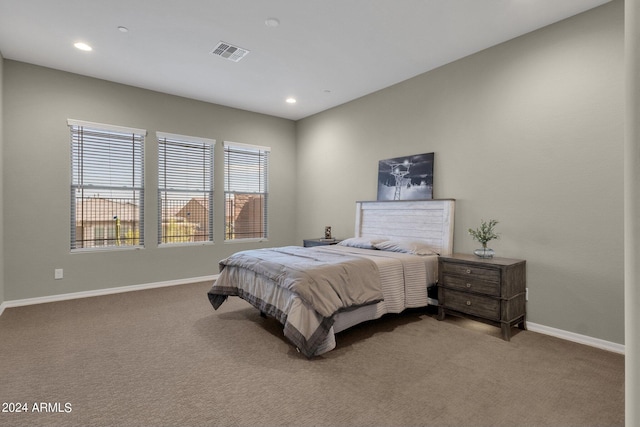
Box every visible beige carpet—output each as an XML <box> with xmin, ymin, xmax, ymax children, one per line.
<box><xmin>0</xmin><ymin>282</ymin><xmax>624</xmax><ymax>427</ymax></box>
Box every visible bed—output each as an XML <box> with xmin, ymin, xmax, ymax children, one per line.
<box><xmin>207</xmin><ymin>199</ymin><xmax>455</xmax><ymax>357</ymax></box>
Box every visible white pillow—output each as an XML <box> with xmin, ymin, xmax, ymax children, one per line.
<box><xmin>373</xmin><ymin>239</ymin><xmax>439</xmax><ymax>256</ymax></box>
<box><xmin>337</xmin><ymin>237</ymin><xmax>388</xmax><ymax>250</ymax></box>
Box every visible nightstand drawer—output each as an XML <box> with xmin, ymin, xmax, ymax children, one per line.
<box><xmin>440</xmin><ymin>289</ymin><xmax>500</xmax><ymax>321</ymax></box>
<box><xmin>440</xmin><ymin>274</ymin><xmax>500</xmax><ymax>297</ymax></box>
<box><xmin>441</xmin><ymin>262</ymin><xmax>500</xmax><ymax>283</ymax></box>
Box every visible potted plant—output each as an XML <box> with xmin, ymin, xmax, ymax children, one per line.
<box><xmin>468</xmin><ymin>219</ymin><xmax>499</xmax><ymax>258</ymax></box>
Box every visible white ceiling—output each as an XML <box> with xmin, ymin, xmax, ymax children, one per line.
<box><xmin>0</xmin><ymin>0</ymin><xmax>611</xmax><ymax>121</ymax></box>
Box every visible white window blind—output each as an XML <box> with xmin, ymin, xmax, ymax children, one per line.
<box><xmin>224</xmin><ymin>141</ymin><xmax>270</xmax><ymax>241</ymax></box>
<box><xmin>157</xmin><ymin>132</ymin><xmax>215</xmax><ymax>244</ymax></box>
<box><xmin>69</xmin><ymin>119</ymin><xmax>145</xmax><ymax>250</ymax></box>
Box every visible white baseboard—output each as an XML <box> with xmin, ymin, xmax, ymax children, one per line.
<box><xmin>0</xmin><ymin>275</ymin><xmax>219</xmax><ymax>314</ymax></box>
<box><xmin>527</xmin><ymin>322</ymin><xmax>625</xmax><ymax>354</ymax></box>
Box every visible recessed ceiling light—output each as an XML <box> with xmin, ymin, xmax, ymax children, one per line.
<box><xmin>286</xmin><ymin>97</ymin><xmax>297</xmax><ymax>104</ymax></box>
<box><xmin>265</xmin><ymin>17</ymin><xmax>280</xmax><ymax>28</ymax></box>
<box><xmin>74</xmin><ymin>42</ymin><xmax>93</xmax><ymax>51</ymax></box>
<box><xmin>117</xmin><ymin>26</ymin><xmax>129</xmax><ymax>33</ymax></box>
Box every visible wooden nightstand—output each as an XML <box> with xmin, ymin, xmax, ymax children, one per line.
<box><xmin>437</xmin><ymin>253</ymin><xmax>526</xmax><ymax>341</ymax></box>
<box><xmin>303</xmin><ymin>238</ymin><xmax>342</xmax><ymax>247</ymax></box>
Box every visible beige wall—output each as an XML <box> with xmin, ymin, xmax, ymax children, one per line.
<box><xmin>296</xmin><ymin>1</ymin><xmax>624</xmax><ymax>344</ymax></box>
<box><xmin>0</xmin><ymin>1</ymin><xmax>626</xmax><ymax>346</ymax></box>
<box><xmin>2</xmin><ymin>61</ymin><xmax>297</xmax><ymax>300</ymax></box>
<box><xmin>0</xmin><ymin>51</ymin><xmax>4</xmax><ymax>305</ymax></box>
<box><xmin>625</xmin><ymin>0</ymin><xmax>640</xmax><ymax>420</ymax></box>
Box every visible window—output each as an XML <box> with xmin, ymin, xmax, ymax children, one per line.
<box><xmin>224</xmin><ymin>141</ymin><xmax>270</xmax><ymax>241</ymax></box>
<box><xmin>69</xmin><ymin>119</ymin><xmax>145</xmax><ymax>250</ymax></box>
<box><xmin>158</xmin><ymin>132</ymin><xmax>215</xmax><ymax>245</ymax></box>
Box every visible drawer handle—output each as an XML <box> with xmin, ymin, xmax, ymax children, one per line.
<box><xmin>466</xmin><ymin>300</ymin><xmax>472</xmax><ymax>306</ymax></box>
<box><xmin>466</xmin><ymin>283</ymin><xmax>472</xmax><ymax>288</ymax></box>
<box><xmin>465</xmin><ymin>269</ymin><xmax>471</xmax><ymax>274</ymax></box>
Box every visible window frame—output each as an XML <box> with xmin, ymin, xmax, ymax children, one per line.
<box><xmin>68</xmin><ymin>119</ymin><xmax>146</xmax><ymax>252</ymax></box>
<box><xmin>157</xmin><ymin>132</ymin><xmax>215</xmax><ymax>246</ymax></box>
<box><xmin>223</xmin><ymin>141</ymin><xmax>270</xmax><ymax>242</ymax></box>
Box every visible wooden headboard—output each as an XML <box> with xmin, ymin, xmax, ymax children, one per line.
<box><xmin>354</xmin><ymin>199</ymin><xmax>455</xmax><ymax>256</ymax></box>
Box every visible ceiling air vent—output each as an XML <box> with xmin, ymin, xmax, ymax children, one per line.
<box><xmin>211</xmin><ymin>41</ymin><xmax>249</xmax><ymax>62</ymax></box>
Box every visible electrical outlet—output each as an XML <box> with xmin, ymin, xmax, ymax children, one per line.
<box><xmin>54</xmin><ymin>269</ymin><xmax>63</xmax><ymax>280</ymax></box>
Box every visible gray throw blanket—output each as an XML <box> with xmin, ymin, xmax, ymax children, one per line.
<box><xmin>217</xmin><ymin>246</ymin><xmax>383</xmax><ymax>318</ymax></box>
<box><xmin>208</xmin><ymin>246</ymin><xmax>384</xmax><ymax>356</ymax></box>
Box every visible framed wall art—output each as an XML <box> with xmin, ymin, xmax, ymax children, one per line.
<box><xmin>377</xmin><ymin>152</ymin><xmax>434</xmax><ymax>201</ymax></box>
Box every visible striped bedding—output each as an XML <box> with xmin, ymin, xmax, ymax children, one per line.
<box><xmin>331</xmin><ymin>247</ymin><xmax>438</xmax><ymax>333</ymax></box>
<box><xmin>207</xmin><ymin>245</ymin><xmax>438</xmax><ymax>357</ymax></box>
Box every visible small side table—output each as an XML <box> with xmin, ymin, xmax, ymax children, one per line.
<box><xmin>303</xmin><ymin>238</ymin><xmax>342</xmax><ymax>247</ymax></box>
<box><xmin>437</xmin><ymin>253</ymin><xmax>527</xmax><ymax>341</ymax></box>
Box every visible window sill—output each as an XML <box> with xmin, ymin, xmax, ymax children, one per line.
<box><xmin>71</xmin><ymin>245</ymin><xmax>144</xmax><ymax>254</ymax></box>
<box><xmin>158</xmin><ymin>241</ymin><xmax>215</xmax><ymax>248</ymax></box>
<box><xmin>224</xmin><ymin>238</ymin><xmax>269</xmax><ymax>244</ymax></box>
